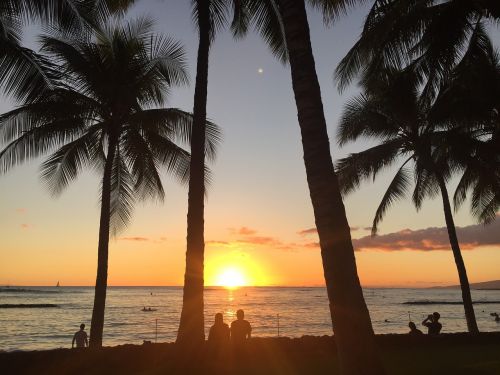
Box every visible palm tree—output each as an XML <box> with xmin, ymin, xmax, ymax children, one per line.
<box><xmin>335</xmin><ymin>67</ymin><xmax>479</xmax><ymax>333</ymax></box>
<box><xmin>335</xmin><ymin>0</ymin><xmax>500</xmax><ymax>104</ymax></box>
<box><xmin>177</xmin><ymin>0</ymin><xmax>285</xmax><ymax>345</ymax></box>
<box><xmin>253</xmin><ymin>1</ymin><xmax>385</xmax><ymax>374</ymax></box>
<box><xmin>0</xmin><ymin>0</ymin><xmax>135</xmax><ymax>102</ymax></box>
<box><xmin>0</xmin><ymin>18</ymin><xmax>221</xmax><ymax>347</ymax></box>
<box><xmin>430</xmin><ymin>23</ymin><xmax>500</xmax><ymax>224</ymax></box>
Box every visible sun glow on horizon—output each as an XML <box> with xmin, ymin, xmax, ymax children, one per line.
<box><xmin>215</xmin><ymin>267</ymin><xmax>247</xmax><ymax>288</ymax></box>
<box><xmin>205</xmin><ymin>249</ymin><xmax>270</xmax><ymax>287</ymax></box>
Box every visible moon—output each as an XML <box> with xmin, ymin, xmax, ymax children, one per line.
<box><xmin>257</xmin><ymin>68</ymin><xmax>264</xmax><ymax>74</ymax></box>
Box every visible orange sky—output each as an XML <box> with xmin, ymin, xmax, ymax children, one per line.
<box><xmin>0</xmin><ymin>2</ymin><xmax>499</xmax><ymax>287</ymax></box>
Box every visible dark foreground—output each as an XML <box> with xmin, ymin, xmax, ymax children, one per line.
<box><xmin>2</xmin><ymin>333</ymin><xmax>500</xmax><ymax>375</ymax></box>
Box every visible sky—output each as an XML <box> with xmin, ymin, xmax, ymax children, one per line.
<box><xmin>1</xmin><ymin>0</ymin><xmax>499</xmax><ymax>287</ymax></box>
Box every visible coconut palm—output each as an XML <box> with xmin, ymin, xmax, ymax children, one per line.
<box><xmin>0</xmin><ymin>18</ymin><xmax>221</xmax><ymax>347</ymax></box>
<box><xmin>0</xmin><ymin>0</ymin><xmax>135</xmax><ymax>102</ymax></box>
<box><xmin>244</xmin><ymin>0</ymin><xmax>385</xmax><ymax>373</ymax></box>
<box><xmin>431</xmin><ymin>23</ymin><xmax>500</xmax><ymax>224</ymax></box>
<box><xmin>177</xmin><ymin>0</ymin><xmax>286</xmax><ymax>345</ymax></box>
<box><xmin>335</xmin><ymin>0</ymin><xmax>500</xmax><ymax>104</ymax></box>
<box><xmin>336</xmin><ymin>67</ymin><xmax>479</xmax><ymax>333</ymax></box>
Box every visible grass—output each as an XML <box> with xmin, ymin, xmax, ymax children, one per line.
<box><xmin>1</xmin><ymin>333</ymin><xmax>500</xmax><ymax>374</ymax></box>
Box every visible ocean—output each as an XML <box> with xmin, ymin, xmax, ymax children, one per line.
<box><xmin>1</xmin><ymin>286</ymin><xmax>499</xmax><ymax>351</ymax></box>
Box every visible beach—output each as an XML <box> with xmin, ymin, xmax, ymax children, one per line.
<box><xmin>2</xmin><ymin>333</ymin><xmax>500</xmax><ymax>374</ymax></box>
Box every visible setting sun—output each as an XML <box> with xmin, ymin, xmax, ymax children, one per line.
<box><xmin>215</xmin><ymin>267</ymin><xmax>246</xmax><ymax>288</ymax></box>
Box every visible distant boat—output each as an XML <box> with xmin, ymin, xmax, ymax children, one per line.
<box><xmin>56</xmin><ymin>281</ymin><xmax>60</xmax><ymax>287</ymax></box>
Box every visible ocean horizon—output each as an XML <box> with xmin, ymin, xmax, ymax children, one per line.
<box><xmin>1</xmin><ymin>286</ymin><xmax>500</xmax><ymax>351</ymax></box>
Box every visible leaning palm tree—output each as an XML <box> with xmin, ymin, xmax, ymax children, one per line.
<box><xmin>0</xmin><ymin>18</ymin><xmax>220</xmax><ymax>347</ymax></box>
<box><xmin>0</xmin><ymin>0</ymin><xmax>134</xmax><ymax>102</ymax></box>
<box><xmin>240</xmin><ymin>1</ymin><xmax>386</xmax><ymax>373</ymax></box>
<box><xmin>336</xmin><ymin>68</ymin><xmax>479</xmax><ymax>333</ymax></box>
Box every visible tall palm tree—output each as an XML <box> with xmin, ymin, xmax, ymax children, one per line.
<box><xmin>257</xmin><ymin>1</ymin><xmax>385</xmax><ymax>374</ymax></box>
<box><xmin>0</xmin><ymin>18</ymin><xmax>220</xmax><ymax>347</ymax></box>
<box><xmin>335</xmin><ymin>68</ymin><xmax>480</xmax><ymax>333</ymax></box>
<box><xmin>177</xmin><ymin>0</ymin><xmax>285</xmax><ymax>345</ymax></box>
<box><xmin>0</xmin><ymin>0</ymin><xmax>135</xmax><ymax>102</ymax></box>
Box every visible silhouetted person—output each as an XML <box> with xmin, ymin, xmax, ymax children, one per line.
<box><xmin>72</xmin><ymin>324</ymin><xmax>88</xmax><ymax>348</ymax></box>
<box><xmin>408</xmin><ymin>321</ymin><xmax>423</xmax><ymax>335</ymax></box>
<box><xmin>422</xmin><ymin>312</ymin><xmax>442</xmax><ymax>335</ymax></box>
<box><xmin>231</xmin><ymin>309</ymin><xmax>251</xmax><ymax>345</ymax></box>
<box><xmin>208</xmin><ymin>313</ymin><xmax>230</xmax><ymax>345</ymax></box>
<box><xmin>492</xmin><ymin>313</ymin><xmax>500</xmax><ymax>322</ymax></box>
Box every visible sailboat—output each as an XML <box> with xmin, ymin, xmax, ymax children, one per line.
<box><xmin>56</xmin><ymin>281</ymin><xmax>60</xmax><ymax>287</ymax></box>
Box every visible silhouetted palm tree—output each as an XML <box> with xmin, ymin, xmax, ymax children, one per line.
<box><xmin>335</xmin><ymin>0</ymin><xmax>500</xmax><ymax>104</ymax></box>
<box><xmin>176</xmin><ymin>0</ymin><xmax>285</xmax><ymax>345</ymax></box>
<box><xmin>0</xmin><ymin>18</ymin><xmax>220</xmax><ymax>347</ymax></box>
<box><xmin>253</xmin><ymin>1</ymin><xmax>385</xmax><ymax>373</ymax></box>
<box><xmin>0</xmin><ymin>0</ymin><xmax>134</xmax><ymax>102</ymax></box>
<box><xmin>431</xmin><ymin>23</ymin><xmax>500</xmax><ymax>224</ymax></box>
<box><xmin>336</xmin><ymin>68</ymin><xmax>479</xmax><ymax>333</ymax></box>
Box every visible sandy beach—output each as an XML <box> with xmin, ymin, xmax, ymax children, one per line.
<box><xmin>2</xmin><ymin>333</ymin><xmax>500</xmax><ymax>375</ymax></box>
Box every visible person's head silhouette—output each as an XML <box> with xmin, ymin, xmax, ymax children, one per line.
<box><xmin>80</xmin><ymin>324</ymin><xmax>85</xmax><ymax>331</ymax></box>
<box><xmin>214</xmin><ymin>313</ymin><xmax>223</xmax><ymax>325</ymax></box>
<box><xmin>432</xmin><ymin>312</ymin><xmax>440</xmax><ymax>322</ymax></box>
<box><xmin>236</xmin><ymin>309</ymin><xmax>244</xmax><ymax>320</ymax></box>
<box><xmin>408</xmin><ymin>322</ymin><xmax>417</xmax><ymax>330</ymax></box>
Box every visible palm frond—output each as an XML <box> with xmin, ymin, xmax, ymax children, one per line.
<box><xmin>336</xmin><ymin>139</ymin><xmax>405</xmax><ymax>195</ymax></box>
<box><xmin>372</xmin><ymin>161</ymin><xmax>412</xmax><ymax>235</ymax></box>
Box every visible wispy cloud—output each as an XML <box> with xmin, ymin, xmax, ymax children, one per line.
<box><xmin>352</xmin><ymin>220</ymin><xmax>500</xmax><ymax>252</ymax></box>
<box><xmin>297</xmin><ymin>226</ymin><xmax>367</xmax><ymax>236</ymax></box>
<box><xmin>20</xmin><ymin>223</ymin><xmax>31</xmax><ymax>230</ymax></box>
<box><xmin>16</xmin><ymin>208</ymin><xmax>27</xmax><ymax>214</ymax></box>
<box><xmin>229</xmin><ymin>226</ymin><xmax>257</xmax><ymax>236</ymax></box>
<box><xmin>119</xmin><ymin>236</ymin><xmax>150</xmax><ymax>242</ymax></box>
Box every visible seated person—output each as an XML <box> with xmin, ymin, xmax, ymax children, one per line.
<box><xmin>422</xmin><ymin>312</ymin><xmax>442</xmax><ymax>335</ymax></box>
<box><xmin>230</xmin><ymin>309</ymin><xmax>251</xmax><ymax>345</ymax></box>
<box><xmin>208</xmin><ymin>313</ymin><xmax>230</xmax><ymax>345</ymax></box>
<box><xmin>408</xmin><ymin>321</ymin><xmax>423</xmax><ymax>335</ymax></box>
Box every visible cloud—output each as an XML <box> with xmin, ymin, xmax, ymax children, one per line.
<box><xmin>352</xmin><ymin>220</ymin><xmax>500</xmax><ymax>252</ymax></box>
<box><xmin>297</xmin><ymin>228</ymin><xmax>317</xmax><ymax>236</ymax></box>
<box><xmin>297</xmin><ymin>226</ymin><xmax>367</xmax><ymax>236</ymax></box>
<box><xmin>229</xmin><ymin>226</ymin><xmax>257</xmax><ymax>236</ymax></box>
<box><xmin>20</xmin><ymin>223</ymin><xmax>30</xmax><ymax>230</ymax></box>
<box><xmin>16</xmin><ymin>208</ymin><xmax>27</xmax><ymax>214</ymax></box>
<box><xmin>118</xmin><ymin>236</ymin><xmax>150</xmax><ymax>242</ymax></box>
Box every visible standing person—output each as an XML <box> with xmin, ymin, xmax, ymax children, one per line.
<box><xmin>422</xmin><ymin>312</ymin><xmax>442</xmax><ymax>335</ymax></box>
<box><xmin>72</xmin><ymin>324</ymin><xmax>88</xmax><ymax>348</ymax></box>
<box><xmin>230</xmin><ymin>309</ymin><xmax>251</xmax><ymax>345</ymax></box>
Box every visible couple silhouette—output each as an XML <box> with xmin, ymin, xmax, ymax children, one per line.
<box><xmin>208</xmin><ymin>309</ymin><xmax>251</xmax><ymax>347</ymax></box>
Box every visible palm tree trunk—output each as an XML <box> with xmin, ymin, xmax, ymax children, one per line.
<box><xmin>436</xmin><ymin>173</ymin><xmax>479</xmax><ymax>333</ymax></box>
<box><xmin>89</xmin><ymin>135</ymin><xmax>118</xmax><ymax>348</ymax></box>
<box><xmin>177</xmin><ymin>0</ymin><xmax>209</xmax><ymax>346</ymax></box>
<box><xmin>277</xmin><ymin>1</ymin><xmax>384</xmax><ymax>374</ymax></box>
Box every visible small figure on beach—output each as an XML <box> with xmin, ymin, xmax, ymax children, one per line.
<box><xmin>408</xmin><ymin>321</ymin><xmax>423</xmax><ymax>335</ymax></box>
<box><xmin>208</xmin><ymin>313</ymin><xmax>230</xmax><ymax>345</ymax></box>
<box><xmin>231</xmin><ymin>309</ymin><xmax>252</xmax><ymax>344</ymax></box>
<box><xmin>72</xmin><ymin>324</ymin><xmax>88</xmax><ymax>348</ymax></box>
<box><xmin>422</xmin><ymin>312</ymin><xmax>442</xmax><ymax>335</ymax></box>
<box><xmin>491</xmin><ymin>313</ymin><xmax>500</xmax><ymax>322</ymax></box>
